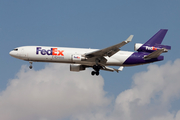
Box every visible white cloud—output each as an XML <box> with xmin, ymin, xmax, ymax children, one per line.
<box><xmin>0</xmin><ymin>64</ymin><xmax>110</xmax><ymax>120</ymax></box>
<box><xmin>1</xmin><ymin>59</ymin><xmax>180</xmax><ymax>120</ymax></box>
<box><xmin>114</xmin><ymin>59</ymin><xmax>180</xmax><ymax>120</ymax></box>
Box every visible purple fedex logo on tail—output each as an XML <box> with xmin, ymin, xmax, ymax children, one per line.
<box><xmin>9</xmin><ymin>29</ymin><xmax>171</xmax><ymax>76</ymax></box>
<box><xmin>146</xmin><ymin>46</ymin><xmax>158</xmax><ymax>51</ymax></box>
<box><xmin>36</xmin><ymin>47</ymin><xmax>64</xmax><ymax>56</ymax></box>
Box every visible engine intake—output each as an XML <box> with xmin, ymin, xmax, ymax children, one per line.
<box><xmin>134</xmin><ymin>42</ymin><xmax>171</xmax><ymax>53</ymax></box>
<box><xmin>134</xmin><ymin>43</ymin><xmax>143</xmax><ymax>51</ymax></box>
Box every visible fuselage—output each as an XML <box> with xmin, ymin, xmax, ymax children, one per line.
<box><xmin>9</xmin><ymin>46</ymin><xmax>163</xmax><ymax>67</ymax></box>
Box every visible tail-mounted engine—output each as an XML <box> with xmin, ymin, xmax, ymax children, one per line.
<box><xmin>134</xmin><ymin>43</ymin><xmax>143</xmax><ymax>51</ymax></box>
<box><xmin>134</xmin><ymin>43</ymin><xmax>171</xmax><ymax>53</ymax></box>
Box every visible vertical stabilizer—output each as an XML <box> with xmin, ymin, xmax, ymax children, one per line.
<box><xmin>144</xmin><ymin>29</ymin><xmax>168</xmax><ymax>46</ymax></box>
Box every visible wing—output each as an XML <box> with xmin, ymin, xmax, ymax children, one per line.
<box><xmin>144</xmin><ymin>48</ymin><xmax>168</xmax><ymax>60</ymax></box>
<box><xmin>85</xmin><ymin>35</ymin><xmax>133</xmax><ymax>58</ymax></box>
<box><xmin>101</xmin><ymin>66</ymin><xmax>124</xmax><ymax>72</ymax></box>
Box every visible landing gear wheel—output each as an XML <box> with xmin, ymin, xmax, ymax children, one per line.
<box><xmin>91</xmin><ymin>71</ymin><xmax>100</xmax><ymax>76</ymax></box>
<box><xmin>92</xmin><ymin>65</ymin><xmax>101</xmax><ymax>76</ymax></box>
<box><xmin>91</xmin><ymin>71</ymin><xmax>95</xmax><ymax>76</ymax></box>
<box><xmin>96</xmin><ymin>71</ymin><xmax>99</xmax><ymax>76</ymax></box>
<box><xmin>29</xmin><ymin>61</ymin><xmax>33</xmax><ymax>69</ymax></box>
<box><xmin>29</xmin><ymin>65</ymin><xmax>32</xmax><ymax>69</ymax></box>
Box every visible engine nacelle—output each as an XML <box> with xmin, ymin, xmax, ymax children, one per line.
<box><xmin>70</xmin><ymin>64</ymin><xmax>86</xmax><ymax>72</ymax></box>
<box><xmin>134</xmin><ymin>43</ymin><xmax>143</xmax><ymax>51</ymax></box>
<box><xmin>134</xmin><ymin>43</ymin><xmax>171</xmax><ymax>53</ymax></box>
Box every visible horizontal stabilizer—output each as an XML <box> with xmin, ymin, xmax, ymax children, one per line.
<box><xmin>144</xmin><ymin>48</ymin><xmax>168</xmax><ymax>60</ymax></box>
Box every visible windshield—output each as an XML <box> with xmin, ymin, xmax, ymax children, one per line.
<box><xmin>13</xmin><ymin>48</ymin><xmax>18</xmax><ymax>51</ymax></box>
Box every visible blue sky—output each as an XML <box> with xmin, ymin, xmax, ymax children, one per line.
<box><xmin>0</xmin><ymin>1</ymin><xmax>180</xmax><ymax>120</ymax></box>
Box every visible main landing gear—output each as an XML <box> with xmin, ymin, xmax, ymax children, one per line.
<box><xmin>29</xmin><ymin>61</ymin><xmax>33</xmax><ymax>69</ymax></box>
<box><xmin>91</xmin><ymin>65</ymin><xmax>102</xmax><ymax>76</ymax></box>
<box><xmin>91</xmin><ymin>71</ymin><xmax>99</xmax><ymax>76</ymax></box>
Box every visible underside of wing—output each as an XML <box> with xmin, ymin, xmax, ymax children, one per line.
<box><xmin>101</xmin><ymin>66</ymin><xmax>124</xmax><ymax>72</ymax></box>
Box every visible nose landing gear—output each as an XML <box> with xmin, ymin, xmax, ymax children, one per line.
<box><xmin>29</xmin><ymin>61</ymin><xmax>33</xmax><ymax>69</ymax></box>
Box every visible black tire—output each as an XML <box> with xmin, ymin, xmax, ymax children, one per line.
<box><xmin>29</xmin><ymin>66</ymin><xmax>32</xmax><ymax>69</ymax></box>
<box><xmin>91</xmin><ymin>71</ymin><xmax>95</xmax><ymax>75</ymax></box>
<box><xmin>96</xmin><ymin>71</ymin><xmax>99</xmax><ymax>76</ymax></box>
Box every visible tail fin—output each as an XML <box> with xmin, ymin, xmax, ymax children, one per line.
<box><xmin>144</xmin><ymin>29</ymin><xmax>168</xmax><ymax>46</ymax></box>
<box><xmin>135</xmin><ymin>29</ymin><xmax>171</xmax><ymax>52</ymax></box>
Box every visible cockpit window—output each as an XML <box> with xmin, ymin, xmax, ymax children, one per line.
<box><xmin>13</xmin><ymin>49</ymin><xmax>18</xmax><ymax>51</ymax></box>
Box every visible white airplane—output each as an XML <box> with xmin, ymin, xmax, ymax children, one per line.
<box><xmin>9</xmin><ymin>29</ymin><xmax>171</xmax><ymax>76</ymax></box>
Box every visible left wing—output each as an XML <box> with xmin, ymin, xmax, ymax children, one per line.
<box><xmin>85</xmin><ymin>35</ymin><xmax>133</xmax><ymax>58</ymax></box>
<box><xmin>101</xmin><ymin>66</ymin><xmax>124</xmax><ymax>72</ymax></box>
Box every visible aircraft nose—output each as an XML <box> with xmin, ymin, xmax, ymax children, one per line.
<box><xmin>9</xmin><ymin>51</ymin><xmax>13</xmax><ymax>56</ymax></box>
<box><xmin>9</xmin><ymin>50</ymin><xmax>18</xmax><ymax>57</ymax></box>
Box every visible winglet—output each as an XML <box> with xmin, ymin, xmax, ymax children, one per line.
<box><xmin>125</xmin><ymin>35</ymin><xmax>133</xmax><ymax>43</ymax></box>
<box><xmin>118</xmin><ymin>66</ymin><xmax>124</xmax><ymax>71</ymax></box>
<box><xmin>113</xmin><ymin>66</ymin><xmax>124</xmax><ymax>73</ymax></box>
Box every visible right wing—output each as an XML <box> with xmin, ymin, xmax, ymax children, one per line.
<box><xmin>82</xmin><ymin>35</ymin><xmax>133</xmax><ymax>72</ymax></box>
<box><xmin>85</xmin><ymin>35</ymin><xmax>133</xmax><ymax>58</ymax></box>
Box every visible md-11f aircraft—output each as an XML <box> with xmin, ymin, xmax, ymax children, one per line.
<box><xmin>9</xmin><ymin>29</ymin><xmax>171</xmax><ymax>76</ymax></box>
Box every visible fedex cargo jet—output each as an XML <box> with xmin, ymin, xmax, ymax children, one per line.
<box><xmin>9</xmin><ymin>29</ymin><xmax>171</xmax><ymax>76</ymax></box>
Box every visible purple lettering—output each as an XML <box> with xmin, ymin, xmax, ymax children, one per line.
<box><xmin>47</xmin><ymin>48</ymin><xmax>52</xmax><ymax>55</ymax></box>
<box><xmin>36</xmin><ymin>47</ymin><xmax>63</xmax><ymax>56</ymax></box>
<box><xmin>36</xmin><ymin>47</ymin><xmax>42</xmax><ymax>54</ymax></box>
<box><xmin>41</xmin><ymin>49</ymin><xmax>47</xmax><ymax>55</ymax></box>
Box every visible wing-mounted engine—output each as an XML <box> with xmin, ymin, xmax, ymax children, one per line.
<box><xmin>134</xmin><ymin>43</ymin><xmax>171</xmax><ymax>53</ymax></box>
<box><xmin>70</xmin><ymin>64</ymin><xmax>86</xmax><ymax>72</ymax></box>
